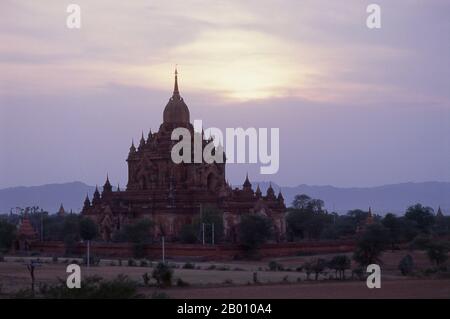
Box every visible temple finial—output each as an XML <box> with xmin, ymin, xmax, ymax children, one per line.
<box><xmin>173</xmin><ymin>66</ymin><xmax>180</xmax><ymax>97</ymax></box>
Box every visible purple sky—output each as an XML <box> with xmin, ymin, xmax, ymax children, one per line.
<box><xmin>1</xmin><ymin>0</ymin><xmax>449</xmax><ymax>189</ymax></box>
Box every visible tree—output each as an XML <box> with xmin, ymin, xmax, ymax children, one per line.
<box><xmin>62</xmin><ymin>215</ymin><xmax>81</xmax><ymax>256</ymax></box>
<box><xmin>405</xmin><ymin>204</ymin><xmax>435</xmax><ymax>233</ymax></box>
<box><xmin>238</xmin><ymin>214</ymin><xmax>272</xmax><ymax>254</ymax></box>
<box><xmin>179</xmin><ymin>224</ymin><xmax>197</xmax><ymax>244</ymax></box>
<box><xmin>292</xmin><ymin>194</ymin><xmax>311</xmax><ymax>209</ymax></box>
<box><xmin>398</xmin><ymin>254</ymin><xmax>414</xmax><ymax>276</ymax></box>
<box><xmin>353</xmin><ymin>224</ymin><xmax>389</xmax><ymax>267</ymax></box>
<box><xmin>122</xmin><ymin>219</ymin><xmax>153</xmax><ymax>258</ymax></box>
<box><xmin>328</xmin><ymin>255</ymin><xmax>351</xmax><ymax>280</ymax></box>
<box><xmin>382</xmin><ymin>213</ymin><xmax>402</xmax><ymax>250</ymax></box>
<box><xmin>79</xmin><ymin>218</ymin><xmax>98</xmax><ymax>268</ymax></box>
<box><xmin>426</xmin><ymin>242</ymin><xmax>449</xmax><ymax>266</ymax></box>
<box><xmin>311</xmin><ymin>258</ymin><xmax>327</xmax><ymax>281</ymax></box>
<box><xmin>0</xmin><ymin>219</ymin><xmax>16</xmax><ymax>252</ymax></box>
<box><xmin>193</xmin><ymin>205</ymin><xmax>224</xmax><ymax>244</ymax></box>
<box><xmin>152</xmin><ymin>262</ymin><xmax>173</xmax><ymax>287</ymax></box>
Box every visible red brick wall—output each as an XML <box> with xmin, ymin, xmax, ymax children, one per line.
<box><xmin>29</xmin><ymin>240</ymin><xmax>355</xmax><ymax>260</ymax></box>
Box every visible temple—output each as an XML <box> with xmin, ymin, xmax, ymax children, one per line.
<box><xmin>81</xmin><ymin>70</ymin><xmax>286</xmax><ymax>242</ymax></box>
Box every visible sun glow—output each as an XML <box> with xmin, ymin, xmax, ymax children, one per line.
<box><xmin>136</xmin><ymin>30</ymin><xmax>319</xmax><ymax>101</ymax></box>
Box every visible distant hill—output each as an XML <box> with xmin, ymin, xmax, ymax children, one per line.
<box><xmin>253</xmin><ymin>181</ymin><xmax>450</xmax><ymax>214</ymax></box>
<box><xmin>0</xmin><ymin>181</ymin><xmax>449</xmax><ymax>215</ymax></box>
<box><xmin>0</xmin><ymin>182</ymin><xmax>95</xmax><ymax>214</ymax></box>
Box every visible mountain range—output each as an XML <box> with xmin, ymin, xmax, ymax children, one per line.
<box><xmin>0</xmin><ymin>181</ymin><xmax>449</xmax><ymax>215</ymax></box>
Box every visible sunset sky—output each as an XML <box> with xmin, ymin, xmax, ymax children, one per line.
<box><xmin>1</xmin><ymin>0</ymin><xmax>449</xmax><ymax>189</ymax></box>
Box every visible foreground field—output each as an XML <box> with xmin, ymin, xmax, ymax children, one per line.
<box><xmin>0</xmin><ymin>250</ymin><xmax>448</xmax><ymax>298</ymax></box>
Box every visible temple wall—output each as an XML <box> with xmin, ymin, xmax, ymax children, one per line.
<box><xmin>28</xmin><ymin>240</ymin><xmax>355</xmax><ymax>261</ymax></box>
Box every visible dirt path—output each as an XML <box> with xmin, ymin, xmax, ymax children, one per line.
<box><xmin>165</xmin><ymin>279</ymin><xmax>450</xmax><ymax>299</ymax></box>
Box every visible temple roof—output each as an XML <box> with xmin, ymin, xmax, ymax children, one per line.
<box><xmin>163</xmin><ymin>68</ymin><xmax>190</xmax><ymax>125</ymax></box>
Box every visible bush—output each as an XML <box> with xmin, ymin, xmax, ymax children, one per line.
<box><xmin>39</xmin><ymin>275</ymin><xmax>142</xmax><ymax>299</ymax></box>
<box><xmin>128</xmin><ymin>259</ymin><xmax>137</xmax><ymax>267</ymax></box>
<box><xmin>426</xmin><ymin>242</ymin><xmax>449</xmax><ymax>266</ymax></box>
<box><xmin>398</xmin><ymin>254</ymin><xmax>414</xmax><ymax>276</ymax></box>
<box><xmin>268</xmin><ymin>260</ymin><xmax>284</xmax><ymax>271</ymax></box>
<box><xmin>352</xmin><ymin>267</ymin><xmax>366</xmax><ymax>281</ymax></box>
<box><xmin>52</xmin><ymin>256</ymin><xmax>58</xmax><ymax>263</ymax></box>
<box><xmin>142</xmin><ymin>272</ymin><xmax>152</xmax><ymax>286</ymax></box>
<box><xmin>409</xmin><ymin>234</ymin><xmax>432</xmax><ymax>250</ymax></box>
<box><xmin>206</xmin><ymin>264</ymin><xmax>216</xmax><ymax>270</ymax></box>
<box><xmin>216</xmin><ymin>265</ymin><xmax>230</xmax><ymax>271</ymax></box>
<box><xmin>353</xmin><ymin>224</ymin><xmax>389</xmax><ymax>267</ymax></box>
<box><xmin>151</xmin><ymin>291</ymin><xmax>170</xmax><ymax>299</ymax></box>
<box><xmin>328</xmin><ymin>255</ymin><xmax>351</xmax><ymax>280</ymax></box>
<box><xmin>182</xmin><ymin>262</ymin><xmax>195</xmax><ymax>269</ymax></box>
<box><xmin>140</xmin><ymin>260</ymin><xmax>149</xmax><ymax>267</ymax></box>
<box><xmin>176</xmin><ymin>278</ymin><xmax>190</xmax><ymax>287</ymax></box>
<box><xmin>152</xmin><ymin>262</ymin><xmax>173</xmax><ymax>287</ymax></box>
<box><xmin>180</xmin><ymin>224</ymin><xmax>198</xmax><ymax>244</ymax></box>
<box><xmin>0</xmin><ymin>253</ymin><xmax>4</xmax><ymax>262</ymax></box>
<box><xmin>83</xmin><ymin>255</ymin><xmax>100</xmax><ymax>266</ymax></box>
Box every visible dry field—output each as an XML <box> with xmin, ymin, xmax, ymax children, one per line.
<box><xmin>0</xmin><ymin>250</ymin><xmax>448</xmax><ymax>298</ymax></box>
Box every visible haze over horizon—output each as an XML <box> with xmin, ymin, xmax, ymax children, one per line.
<box><xmin>1</xmin><ymin>1</ymin><xmax>450</xmax><ymax>189</ymax></box>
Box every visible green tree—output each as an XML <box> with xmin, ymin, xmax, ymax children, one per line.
<box><xmin>292</xmin><ymin>194</ymin><xmax>311</xmax><ymax>209</ymax></box>
<box><xmin>79</xmin><ymin>218</ymin><xmax>98</xmax><ymax>268</ymax></box>
<box><xmin>426</xmin><ymin>242</ymin><xmax>449</xmax><ymax>266</ymax></box>
<box><xmin>193</xmin><ymin>205</ymin><xmax>224</xmax><ymax>244</ymax></box>
<box><xmin>405</xmin><ymin>203</ymin><xmax>435</xmax><ymax>233</ymax></box>
<box><xmin>62</xmin><ymin>215</ymin><xmax>80</xmax><ymax>256</ymax></box>
<box><xmin>0</xmin><ymin>219</ymin><xmax>16</xmax><ymax>252</ymax></box>
<box><xmin>152</xmin><ymin>262</ymin><xmax>173</xmax><ymax>287</ymax></box>
<box><xmin>382</xmin><ymin>213</ymin><xmax>402</xmax><ymax>250</ymax></box>
<box><xmin>398</xmin><ymin>254</ymin><xmax>414</xmax><ymax>276</ymax></box>
<box><xmin>328</xmin><ymin>255</ymin><xmax>351</xmax><ymax>280</ymax></box>
<box><xmin>238</xmin><ymin>214</ymin><xmax>272</xmax><ymax>253</ymax></box>
<box><xmin>179</xmin><ymin>224</ymin><xmax>197</xmax><ymax>244</ymax></box>
<box><xmin>311</xmin><ymin>258</ymin><xmax>327</xmax><ymax>281</ymax></box>
<box><xmin>353</xmin><ymin>224</ymin><xmax>389</xmax><ymax>267</ymax></box>
<box><xmin>124</xmin><ymin>219</ymin><xmax>153</xmax><ymax>258</ymax></box>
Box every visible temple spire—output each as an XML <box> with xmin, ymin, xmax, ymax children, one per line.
<box><xmin>173</xmin><ymin>67</ymin><xmax>180</xmax><ymax>98</ymax></box>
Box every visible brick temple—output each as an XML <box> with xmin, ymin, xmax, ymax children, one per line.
<box><xmin>81</xmin><ymin>70</ymin><xmax>286</xmax><ymax>242</ymax></box>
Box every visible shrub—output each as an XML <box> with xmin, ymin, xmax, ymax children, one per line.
<box><xmin>426</xmin><ymin>242</ymin><xmax>449</xmax><ymax>266</ymax></box>
<box><xmin>39</xmin><ymin>275</ymin><xmax>142</xmax><ymax>299</ymax></box>
<box><xmin>206</xmin><ymin>264</ymin><xmax>216</xmax><ymax>270</ymax></box>
<box><xmin>398</xmin><ymin>254</ymin><xmax>414</xmax><ymax>276</ymax></box>
<box><xmin>176</xmin><ymin>278</ymin><xmax>189</xmax><ymax>287</ymax></box>
<box><xmin>239</xmin><ymin>215</ymin><xmax>273</xmax><ymax>253</ymax></box>
<box><xmin>152</xmin><ymin>262</ymin><xmax>173</xmax><ymax>287</ymax></box>
<box><xmin>268</xmin><ymin>260</ymin><xmax>283</xmax><ymax>271</ymax></box>
<box><xmin>311</xmin><ymin>258</ymin><xmax>327</xmax><ymax>281</ymax></box>
<box><xmin>409</xmin><ymin>234</ymin><xmax>432</xmax><ymax>250</ymax></box>
<box><xmin>151</xmin><ymin>291</ymin><xmax>170</xmax><ymax>299</ymax></box>
<box><xmin>0</xmin><ymin>253</ymin><xmax>4</xmax><ymax>262</ymax></box>
<box><xmin>140</xmin><ymin>260</ymin><xmax>149</xmax><ymax>267</ymax></box>
<box><xmin>328</xmin><ymin>255</ymin><xmax>351</xmax><ymax>280</ymax></box>
<box><xmin>128</xmin><ymin>259</ymin><xmax>137</xmax><ymax>267</ymax></box>
<box><xmin>12</xmin><ymin>288</ymin><xmax>35</xmax><ymax>299</ymax></box>
<box><xmin>142</xmin><ymin>272</ymin><xmax>151</xmax><ymax>286</ymax></box>
<box><xmin>223</xmin><ymin>279</ymin><xmax>233</xmax><ymax>285</ymax></box>
<box><xmin>52</xmin><ymin>256</ymin><xmax>58</xmax><ymax>263</ymax></box>
<box><xmin>182</xmin><ymin>262</ymin><xmax>195</xmax><ymax>269</ymax></box>
<box><xmin>353</xmin><ymin>224</ymin><xmax>389</xmax><ymax>267</ymax></box>
<box><xmin>180</xmin><ymin>224</ymin><xmax>198</xmax><ymax>244</ymax></box>
<box><xmin>352</xmin><ymin>267</ymin><xmax>365</xmax><ymax>281</ymax></box>
<box><xmin>216</xmin><ymin>265</ymin><xmax>230</xmax><ymax>271</ymax></box>
<box><xmin>83</xmin><ymin>255</ymin><xmax>100</xmax><ymax>266</ymax></box>
<box><xmin>253</xmin><ymin>272</ymin><xmax>258</xmax><ymax>283</ymax></box>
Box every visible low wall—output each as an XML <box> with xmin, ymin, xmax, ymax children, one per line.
<box><xmin>29</xmin><ymin>240</ymin><xmax>355</xmax><ymax>260</ymax></box>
